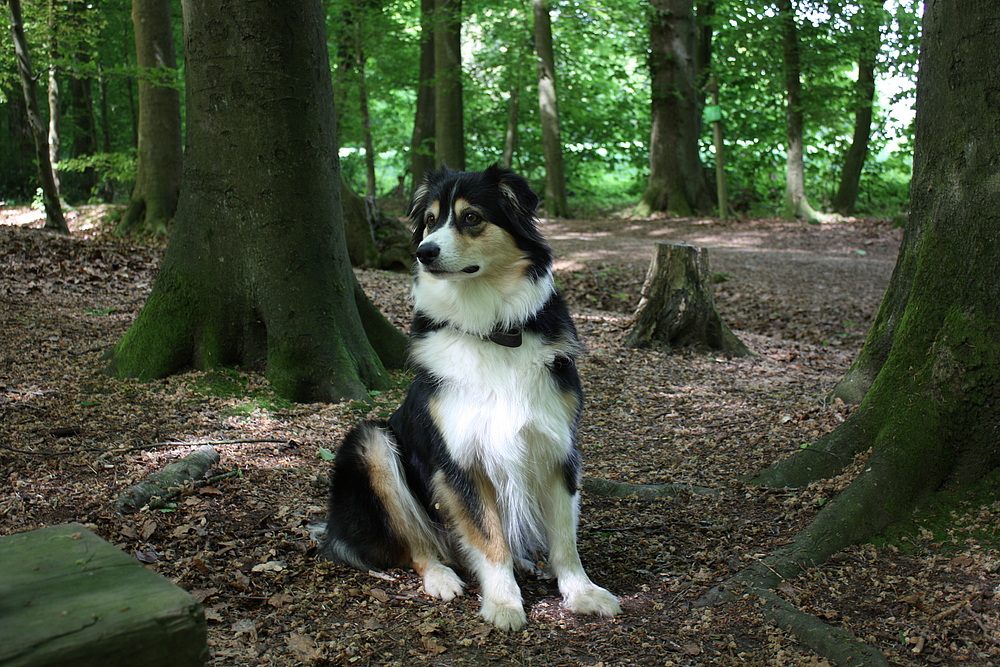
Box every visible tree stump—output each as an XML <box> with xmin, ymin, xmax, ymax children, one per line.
<box><xmin>626</xmin><ymin>242</ymin><xmax>752</xmax><ymax>356</ymax></box>
<box><xmin>0</xmin><ymin>523</ymin><xmax>206</xmax><ymax>666</ymax></box>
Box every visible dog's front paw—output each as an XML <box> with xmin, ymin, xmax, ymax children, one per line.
<box><xmin>565</xmin><ymin>585</ymin><xmax>621</xmax><ymax>618</ymax></box>
<box><xmin>422</xmin><ymin>564</ymin><xmax>465</xmax><ymax>601</ymax></box>
<box><xmin>480</xmin><ymin>600</ymin><xmax>527</xmax><ymax>631</ymax></box>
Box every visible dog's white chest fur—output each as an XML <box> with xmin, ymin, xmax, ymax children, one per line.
<box><xmin>411</xmin><ymin>326</ymin><xmax>577</xmax><ymax>552</ymax></box>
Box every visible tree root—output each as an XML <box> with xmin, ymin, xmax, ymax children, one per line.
<box><xmin>582</xmin><ymin>477</ymin><xmax>717</xmax><ymax>499</ymax></box>
<box><xmin>749</xmin><ymin>407</ymin><xmax>873</xmax><ymax>488</ymax></box>
<box><xmin>734</xmin><ymin>581</ymin><xmax>890</xmax><ymax>666</ymax></box>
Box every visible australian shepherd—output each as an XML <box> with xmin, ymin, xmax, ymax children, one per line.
<box><xmin>312</xmin><ymin>165</ymin><xmax>620</xmax><ymax>630</ymax></box>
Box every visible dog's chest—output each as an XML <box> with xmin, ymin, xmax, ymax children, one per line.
<box><xmin>413</xmin><ymin>329</ymin><xmax>578</xmax><ymax>470</ymax></box>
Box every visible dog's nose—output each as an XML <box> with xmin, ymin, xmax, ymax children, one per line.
<box><xmin>416</xmin><ymin>242</ymin><xmax>440</xmax><ymax>265</ymax></box>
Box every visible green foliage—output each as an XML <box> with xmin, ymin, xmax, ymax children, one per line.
<box><xmin>2</xmin><ymin>0</ymin><xmax>920</xmax><ymax>215</ymax></box>
<box><xmin>58</xmin><ymin>150</ymin><xmax>136</xmax><ymax>202</ymax></box>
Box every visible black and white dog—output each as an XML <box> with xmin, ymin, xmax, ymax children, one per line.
<box><xmin>313</xmin><ymin>165</ymin><xmax>620</xmax><ymax>630</ymax></box>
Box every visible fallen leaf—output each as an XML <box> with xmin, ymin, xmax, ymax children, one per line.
<box><xmin>251</xmin><ymin>560</ymin><xmax>285</xmax><ymax>572</ymax></box>
<box><xmin>286</xmin><ymin>632</ymin><xmax>318</xmax><ymax>660</ymax></box>
<box><xmin>268</xmin><ymin>591</ymin><xmax>294</xmax><ymax>608</ymax></box>
<box><xmin>368</xmin><ymin>587</ymin><xmax>389</xmax><ymax>603</ymax></box>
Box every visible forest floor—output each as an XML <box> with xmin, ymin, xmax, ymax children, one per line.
<box><xmin>2</xmin><ymin>205</ymin><xmax>999</xmax><ymax>666</ymax></box>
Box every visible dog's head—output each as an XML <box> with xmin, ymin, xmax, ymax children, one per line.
<box><xmin>408</xmin><ymin>164</ymin><xmax>551</xmax><ymax>282</ymax></box>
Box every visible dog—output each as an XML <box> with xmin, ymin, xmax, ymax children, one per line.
<box><xmin>312</xmin><ymin>164</ymin><xmax>620</xmax><ymax>630</ymax></box>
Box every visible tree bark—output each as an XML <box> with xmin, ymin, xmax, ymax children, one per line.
<box><xmin>47</xmin><ymin>8</ymin><xmax>62</xmax><ymax>199</ymax></box>
<box><xmin>502</xmin><ymin>83</ymin><xmax>520</xmax><ymax>168</ymax></box>
<box><xmin>409</xmin><ymin>0</ymin><xmax>436</xmax><ymax>191</ymax></box>
<box><xmin>777</xmin><ymin>0</ymin><xmax>828</xmax><ymax>223</ymax></box>
<box><xmin>433</xmin><ymin>0</ymin><xmax>464</xmax><ymax>170</ymax></box>
<box><xmin>118</xmin><ymin>0</ymin><xmax>182</xmax><ymax>236</ymax></box>
<box><xmin>533</xmin><ymin>0</ymin><xmax>569</xmax><ymax>217</ymax></box>
<box><xmin>637</xmin><ymin>0</ymin><xmax>711</xmax><ymax>217</ymax></box>
<box><xmin>113</xmin><ymin>445</ymin><xmax>220</xmax><ymax>513</ymax></box>
<box><xmin>626</xmin><ymin>242</ymin><xmax>752</xmax><ymax>356</ymax></box>
<box><xmin>106</xmin><ymin>0</ymin><xmax>406</xmax><ymax>403</ymax></box>
<box><xmin>703</xmin><ymin>4</ymin><xmax>1000</xmax><ymax>662</ymax></box>
<box><xmin>8</xmin><ymin>0</ymin><xmax>69</xmax><ymax>234</ymax></box>
<box><xmin>832</xmin><ymin>1</ymin><xmax>881</xmax><ymax>216</ymax></box>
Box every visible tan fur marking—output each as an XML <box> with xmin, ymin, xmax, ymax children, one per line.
<box><xmin>432</xmin><ymin>470</ymin><xmax>509</xmax><ymax>565</ymax></box>
<box><xmin>360</xmin><ymin>428</ymin><xmax>447</xmax><ymax>567</ymax></box>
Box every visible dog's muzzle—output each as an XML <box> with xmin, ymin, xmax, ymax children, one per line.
<box><xmin>416</xmin><ymin>241</ymin><xmax>480</xmax><ymax>274</ymax></box>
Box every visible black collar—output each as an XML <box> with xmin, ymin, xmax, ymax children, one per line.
<box><xmin>484</xmin><ymin>326</ymin><xmax>523</xmax><ymax>348</ymax></box>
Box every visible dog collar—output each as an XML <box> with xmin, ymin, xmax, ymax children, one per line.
<box><xmin>484</xmin><ymin>326</ymin><xmax>523</xmax><ymax>348</ymax></box>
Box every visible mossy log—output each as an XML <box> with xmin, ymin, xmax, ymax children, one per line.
<box><xmin>113</xmin><ymin>445</ymin><xmax>219</xmax><ymax>514</ymax></box>
<box><xmin>626</xmin><ymin>242</ymin><xmax>752</xmax><ymax>356</ymax></box>
<box><xmin>0</xmin><ymin>523</ymin><xmax>206</xmax><ymax>666</ymax></box>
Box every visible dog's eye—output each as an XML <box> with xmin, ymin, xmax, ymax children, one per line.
<box><xmin>425</xmin><ymin>213</ymin><xmax>436</xmax><ymax>227</ymax></box>
<box><xmin>463</xmin><ymin>212</ymin><xmax>480</xmax><ymax>225</ymax></box>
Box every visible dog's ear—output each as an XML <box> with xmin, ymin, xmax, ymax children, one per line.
<box><xmin>485</xmin><ymin>163</ymin><xmax>539</xmax><ymax>220</ymax></box>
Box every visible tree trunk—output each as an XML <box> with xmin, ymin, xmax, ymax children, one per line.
<box><xmin>533</xmin><ymin>0</ymin><xmax>569</xmax><ymax>217</ymax></box>
<box><xmin>502</xmin><ymin>83</ymin><xmax>520</xmax><ymax>168</ymax></box>
<box><xmin>777</xmin><ymin>0</ymin><xmax>827</xmax><ymax>223</ymax></box>
<box><xmin>832</xmin><ymin>3</ymin><xmax>880</xmax><ymax>216</ymax></box>
<box><xmin>626</xmin><ymin>242</ymin><xmax>752</xmax><ymax>356</ymax></box>
<box><xmin>433</xmin><ymin>0</ymin><xmax>464</xmax><ymax>170</ymax></box>
<box><xmin>409</xmin><ymin>0</ymin><xmax>436</xmax><ymax>192</ymax></box>
<box><xmin>637</xmin><ymin>0</ymin><xmax>711</xmax><ymax>217</ymax></box>
<box><xmin>703</xmin><ymin>4</ymin><xmax>1000</xmax><ymax>662</ymax></box>
<box><xmin>118</xmin><ymin>0</ymin><xmax>182</xmax><ymax>236</ymax></box>
<box><xmin>47</xmin><ymin>24</ymin><xmax>62</xmax><ymax>198</ymax></box>
<box><xmin>352</xmin><ymin>26</ymin><xmax>377</xmax><ymax>198</ymax></box>
<box><xmin>8</xmin><ymin>0</ymin><xmax>69</xmax><ymax>234</ymax></box>
<box><xmin>106</xmin><ymin>0</ymin><xmax>406</xmax><ymax>403</ymax></box>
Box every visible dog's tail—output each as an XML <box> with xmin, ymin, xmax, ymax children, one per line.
<box><xmin>313</xmin><ymin>420</ymin><xmax>446</xmax><ymax>570</ymax></box>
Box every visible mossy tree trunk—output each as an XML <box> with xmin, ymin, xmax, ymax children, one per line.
<box><xmin>106</xmin><ymin>0</ymin><xmax>405</xmax><ymax>403</ymax></box>
<box><xmin>704</xmin><ymin>3</ymin><xmax>1000</xmax><ymax>661</ymax></box>
<box><xmin>636</xmin><ymin>0</ymin><xmax>712</xmax><ymax>218</ymax></box>
<box><xmin>118</xmin><ymin>0</ymin><xmax>182</xmax><ymax>236</ymax></box>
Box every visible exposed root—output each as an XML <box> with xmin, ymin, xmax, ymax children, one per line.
<box><xmin>582</xmin><ymin>477</ymin><xmax>718</xmax><ymax>499</ymax></box>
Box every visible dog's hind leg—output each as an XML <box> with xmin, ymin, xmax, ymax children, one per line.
<box><xmin>541</xmin><ymin>477</ymin><xmax>621</xmax><ymax>618</ymax></box>
<box><xmin>432</xmin><ymin>470</ymin><xmax>527</xmax><ymax>631</ymax></box>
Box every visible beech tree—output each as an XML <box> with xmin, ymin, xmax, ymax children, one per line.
<box><xmin>7</xmin><ymin>0</ymin><xmax>68</xmax><ymax>234</ymax></box>
<box><xmin>433</xmin><ymin>0</ymin><xmax>464</xmax><ymax>169</ymax></box>
<box><xmin>777</xmin><ymin>0</ymin><xmax>828</xmax><ymax>222</ymax></box>
<box><xmin>831</xmin><ymin>0</ymin><xmax>882</xmax><ymax>216</ymax></box>
<box><xmin>702</xmin><ymin>1</ymin><xmax>1000</xmax><ymax>662</ymax></box>
<box><xmin>533</xmin><ymin>0</ymin><xmax>569</xmax><ymax>217</ymax></box>
<box><xmin>106</xmin><ymin>0</ymin><xmax>406</xmax><ymax>402</ymax></box>
<box><xmin>409</xmin><ymin>0</ymin><xmax>435</xmax><ymax>190</ymax></box>
<box><xmin>636</xmin><ymin>0</ymin><xmax>711</xmax><ymax>217</ymax></box>
<box><xmin>118</xmin><ymin>0</ymin><xmax>182</xmax><ymax>236</ymax></box>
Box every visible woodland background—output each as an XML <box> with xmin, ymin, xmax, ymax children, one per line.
<box><xmin>5</xmin><ymin>0</ymin><xmax>1000</xmax><ymax>666</ymax></box>
<box><xmin>1</xmin><ymin>0</ymin><xmax>921</xmax><ymax>220</ymax></box>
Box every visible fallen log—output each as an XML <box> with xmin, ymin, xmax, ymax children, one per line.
<box><xmin>113</xmin><ymin>445</ymin><xmax>220</xmax><ymax>514</ymax></box>
<box><xmin>0</xmin><ymin>523</ymin><xmax>206</xmax><ymax>666</ymax></box>
<box><xmin>626</xmin><ymin>242</ymin><xmax>752</xmax><ymax>356</ymax></box>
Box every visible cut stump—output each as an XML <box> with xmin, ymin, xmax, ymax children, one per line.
<box><xmin>626</xmin><ymin>242</ymin><xmax>752</xmax><ymax>356</ymax></box>
<box><xmin>0</xmin><ymin>523</ymin><xmax>206</xmax><ymax>666</ymax></box>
